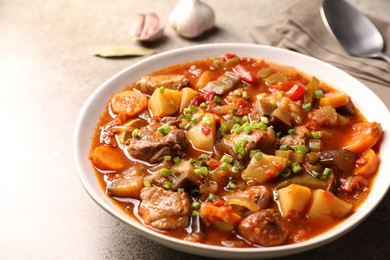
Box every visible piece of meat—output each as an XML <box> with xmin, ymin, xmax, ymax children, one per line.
<box><xmin>250</xmin><ymin>98</ymin><xmax>277</xmax><ymax>121</ymax></box>
<box><xmin>155</xmin><ymin>116</ymin><xmax>182</xmax><ymax>127</ymax></box>
<box><xmin>128</xmin><ymin>123</ymin><xmax>189</xmax><ymax>164</ymax></box>
<box><xmin>215</xmin><ymin>129</ymin><xmax>276</xmax><ymax>161</ymax></box>
<box><xmin>135</xmin><ymin>74</ymin><xmax>189</xmax><ymax>95</ymax></box>
<box><xmin>279</xmin><ymin>126</ymin><xmax>311</xmax><ymax>149</ymax></box>
<box><xmin>201</xmin><ymin>71</ymin><xmax>241</xmax><ymax>95</ymax></box>
<box><xmin>339</xmin><ymin>176</ymin><xmax>368</xmax><ymax>193</ymax></box>
<box><xmin>139</xmin><ymin>187</ymin><xmax>191</xmax><ymax>230</ymax></box>
<box><xmin>309</xmin><ymin>105</ymin><xmax>340</xmax><ymax>127</ymax></box>
<box><xmin>238</xmin><ymin>209</ymin><xmax>288</xmax><ymax>247</ymax></box>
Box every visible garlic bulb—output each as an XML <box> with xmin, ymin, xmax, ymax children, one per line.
<box><xmin>131</xmin><ymin>13</ymin><xmax>164</xmax><ymax>42</ymax></box>
<box><xmin>169</xmin><ymin>0</ymin><xmax>215</xmax><ymax>39</ymax></box>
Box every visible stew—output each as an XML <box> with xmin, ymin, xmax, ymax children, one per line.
<box><xmin>89</xmin><ymin>53</ymin><xmax>382</xmax><ymax>247</ymax></box>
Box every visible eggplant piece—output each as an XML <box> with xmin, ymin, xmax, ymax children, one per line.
<box><xmin>318</xmin><ymin>149</ymin><xmax>358</xmax><ymax>174</ymax></box>
<box><xmin>190</xmin><ymin>213</ymin><xmax>206</xmax><ymax>238</ymax></box>
<box><xmin>201</xmin><ymin>71</ymin><xmax>241</xmax><ymax>95</ymax></box>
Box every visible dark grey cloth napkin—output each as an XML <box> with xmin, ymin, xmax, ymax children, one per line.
<box><xmin>250</xmin><ymin>0</ymin><xmax>390</xmax><ymax>91</ymax></box>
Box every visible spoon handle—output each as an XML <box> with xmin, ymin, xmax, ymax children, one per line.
<box><xmin>376</xmin><ymin>52</ymin><xmax>390</xmax><ymax>64</ymax></box>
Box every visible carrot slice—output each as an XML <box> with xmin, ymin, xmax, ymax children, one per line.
<box><xmin>319</xmin><ymin>91</ymin><xmax>350</xmax><ymax>108</ymax></box>
<box><xmin>91</xmin><ymin>146</ymin><xmax>128</xmax><ymax>171</ymax></box>
<box><xmin>110</xmin><ymin>90</ymin><xmax>148</xmax><ymax>117</ymax></box>
<box><xmin>342</xmin><ymin>122</ymin><xmax>382</xmax><ymax>154</ymax></box>
<box><xmin>355</xmin><ymin>149</ymin><xmax>380</xmax><ymax>176</ymax></box>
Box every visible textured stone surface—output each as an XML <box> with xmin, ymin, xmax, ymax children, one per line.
<box><xmin>0</xmin><ymin>0</ymin><xmax>389</xmax><ymax>259</ymax></box>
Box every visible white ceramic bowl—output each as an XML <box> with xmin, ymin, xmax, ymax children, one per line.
<box><xmin>74</xmin><ymin>43</ymin><xmax>390</xmax><ymax>259</ymax></box>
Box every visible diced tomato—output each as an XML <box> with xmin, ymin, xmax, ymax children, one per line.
<box><xmin>233</xmin><ymin>64</ymin><xmax>258</xmax><ymax>85</ymax></box>
<box><xmin>204</xmin><ymin>91</ymin><xmax>216</xmax><ymax>102</ymax></box>
<box><xmin>270</xmin><ymin>82</ymin><xmax>306</xmax><ymax>101</ymax></box>
<box><xmin>189</xmin><ymin>94</ymin><xmax>204</xmax><ymax>107</ymax></box>
<box><xmin>265</xmin><ymin>169</ymin><xmax>276</xmax><ymax>179</ymax></box>
<box><xmin>272</xmin><ymin>161</ymin><xmax>282</xmax><ymax>171</ymax></box>
<box><xmin>222</xmin><ymin>53</ymin><xmax>237</xmax><ymax>61</ymax></box>
<box><xmin>213</xmin><ymin>199</ymin><xmax>224</xmax><ymax>207</ymax></box>
<box><xmin>201</xmin><ymin>124</ymin><xmax>211</xmax><ymax>136</ymax></box>
<box><xmin>284</xmin><ymin>83</ymin><xmax>306</xmax><ymax>101</ymax></box>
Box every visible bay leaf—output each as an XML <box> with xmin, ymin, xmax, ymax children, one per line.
<box><xmin>95</xmin><ymin>45</ymin><xmax>155</xmax><ymax>58</ymax></box>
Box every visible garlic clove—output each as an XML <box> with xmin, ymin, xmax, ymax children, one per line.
<box><xmin>169</xmin><ymin>0</ymin><xmax>215</xmax><ymax>39</ymax></box>
<box><xmin>131</xmin><ymin>13</ymin><xmax>164</xmax><ymax>42</ymax></box>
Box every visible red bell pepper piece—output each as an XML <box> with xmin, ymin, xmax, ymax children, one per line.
<box><xmin>233</xmin><ymin>64</ymin><xmax>258</xmax><ymax>85</ymax></box>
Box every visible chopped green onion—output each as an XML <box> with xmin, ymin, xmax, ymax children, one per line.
<box><xmin>184</xmin><ymin>123</ymin><xmax>192</xmax><ymax>131</ymax></box>
<box><xmin>243</xmin><ymin>125</ymin><xmax>252</xmax><ymax>134</ymax></box>
<box><xmin>192</xmin><ymin>202</ymin><xmax>201</xmax><ymax>210</ymax></box>
<box><xmin>170</xmin><ymin>100</ymin><xmax>175</xmax><ymax>106</ymax></box>
<box><xmin>242</xmin><ymin>115</ymin><xmax>249</xmax><ymax>123</ymax></box>
<box><xmin>213</xmin><ymin>59</ymin><xmax>222</xmax><ymax>66</ymax></box>
<box><xmin>227</xmin><ymin>182</ymin><xmax>237</xmax><ymax>190</ymax></box>
<box><xmin>321</xmin><ymin>167</ymin><xmax>332</xmax><ymax>180</ymax></box>
<box><xmin>311</xmin><ymin>170</ymin><xmax>320</xmax><ymax>178</ymax></box>
<box><xmin>178</xmin><ymin>114</ymin><xmax>185</xmax><ymax>120</ymax></box>
<box><xmin>178</xmin><ymin>188</ymin><xmax>184</xmax><ymax>194</ymax></box>
<box><xmin>250</xmin><ymin>121</ymin><xmax>260</xmax><ymax>129</ymax></box>
<box><xmin>159</xmin><ymin>86</ymin><xmax>165</xmax><ymax>94</ymax></box>
<box><xmin>220</xmin><ymin>162</ymin><xmax>229</xmax><ymax>171</ymax></box>
<box><xmin>291</xmin><ymin>162</ymin><xmax>302</xmax><ymax>174</ymax></box>
<box><xmin>311</xmin><ymin>131</ymin><xmax>321</xmax><ymax>139</ymax></box>
<box><xmin>288</xmin><ymin>129</ymin><xmax>295</xmax><ymax>135</ymax></box>
<box><xmin>260</xmin><ymin>116</ymin><xmax>269</xmax><ymax>125</ymax></box>
<box><xmin>232</xmin><ymin>116</ymin><xmax>240</xmax><ymax>124</ymax></box>
<box><xmin>191</xmin><ymin>117</ymin><xmax>199</xmax><ymax>124</ymax></box>
<box><xmin>143</xmin><ymin>179</ymin><xmax>151</xmax><ymax>187</ymax></box>
<box><xmin>276</xmin><ymin>131</ymin><xmax>282</xmax><ymax>138</ymax></box>
<box><xmin>303</xmin><ymin>103</ymin><xmax>312</xmax><ymax>111</ymax></box>
<box><xmin>189</xmin><ymin>158</ymin><xmax>197</xmax><ymax>165</ymax></box>
<box><xmin>315</xmin><ymin>89</ymin><xmax>324</xmax><ymax>99</ymax></box>
<box><xmin>294</xmin><ymin>145</ymin><xmax>307</xmax><ymax>154</ymax></box>
<box><xmin>132</xmin><ymin>129</ymin><xmax>140</xmax><ymax>138</ymax></box>
<box><xmin>232</xmin><ymin>165</ymin><xmax>239</xmax><ymax>173</ymax></box>
<box><xmin>213</xmin><ymin>95</ymin><xmax>221</xmax><ymax>104</ymax></box>
<box><xmin>221</xmin><ymin>155</ymin><xmax>233</xmax><ymax>164</ymax></box>
<box><xmin>200</xmin><ymin>102</ymin><xmax>207</xmax><ymax>109</ymax></box>
<box><xmin>281</xmin><ymin>168</ymin><xmax>292</xmax><ymax>179</ymax></box>
<box><xmin>190</xmin><ymin>65</ymin><xmax>197</xmax><ymax>70</ymax></box>
<box><xmin>198</xmin><ymin>154</ymin><xmax>208</xmax><ymax>161</ymax></box>
<box><xmin>233</xmin><ymin>125</ymin><xmax>242</xmax><ymax>134</ymax></box>
<box><xmin>255</xmin><ymin>152</ymin><xmax>263</xmax><ymax>161</ymax></box>
<box><xmin>161</xmin><ymin>168</ymin><xmax>170</xmax><ymax>177</ymax></box>
<box><xmin>207</xmin><ymin>193</ymin><xmax>219</xmax><ymax>202</ymax></box>
<box><xmin>158</xmin><ymin>125</ymin><xmax>170</xmax><ymax>135</ymax></box>
<box><xmin>242</xmin><ymin>91</ymin><xmax>249</xmax><ymax>100</ymax></box>
<box><xmin>279</xmin><ymin>144</ymin><xmax>290</xmax><ymax>151</ymax></box>
<box><xmin>249</xmin><ymin>149</ymin><xmax>261</xmax><ymax>158</ymax></box>
<box><xmin>190</xmin><ymin>105</ymin><xmax>198</xmax><ymax>113</ymax></box>
<box><xmin>162</xmin><ymin>182</ymin><xmax>172</xmax><ymax>189</ymax></box>
<box><xmin>164</xmin><ymin>156</ymin><xmax>171</xmax><ymax>161</ymax></box>
<box><xmin>194</xmin><ymin>166</ymin><xmax>208</xmax><ymax>176</ymax></box>
<box><xmin>234</xmin><ymin>89</ymin><xmax>242</xmax><ymax>96</ymax></box>
<box><xmin>203</xmin><ymin>115</ymin><xmax>212</xmax><ymax>125</ymax></box>
<box><xmin>173</xmin><ymin>157</ymin><xmax>181</xmax><ymax>164</ymax></box>
<box><xmin>183</xmin><ymin>107</ymin><xmax>192</xmax><ymax>114</ymax></box>
<box><xmin>218</xmin><ymin>123</ymin><xmax>227</xmax><ymax>138</ymax></box>
<box><xmin>234</xmin><ymin>144</ymin><xmax>246</xmax><ymax>156</ymax></box>
<box><xmin>259</xmin><ymin>124</ymin><xmax>267</xmax><ymax>131</ymax></box>
<box><xmin>192</xmin><ymin>210</ymin><xmax>199</xmax><ymax>216</ymax></box>
<box><xmin>139</xmin><ymin>167</ymin><xmax>145</xmax><ymax>172</ymax></box>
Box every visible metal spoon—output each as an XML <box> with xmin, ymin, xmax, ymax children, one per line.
<box><xmin>320</xmin><ymin>0</ymin><xmax>390</xmax><ymax>63</ymax></box>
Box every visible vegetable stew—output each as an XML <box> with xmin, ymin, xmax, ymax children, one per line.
<box><xmin>89</xmin><ymin>54</ymin><xmax>382</xmax><ymax>247</ymax></box>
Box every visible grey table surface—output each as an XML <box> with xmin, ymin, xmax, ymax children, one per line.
<box><xmin>1</xmin><ymin>0</ymin><xmax>389</xmax><ymax>259</ymax></box>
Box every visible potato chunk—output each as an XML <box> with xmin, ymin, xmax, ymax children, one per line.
<box><xmin>107</xmin><ymin>176</ymin><xmax>144</xmax><ymax>199</ymax></box>
<box><xmin>186</xmin><ymin>114</ymin><xmax>216</xmax><ymax>152</ymax></box>
<box><xmin>180</xmin><ymin>87</ymin><xmax>198</xmax><ymax>112</ymax></box>
<box><xmin>307</xmin><ymin>189</ymin><xmax>352</xmax><ymax>220</ymax></box>
<box><xmin>242</xmin><ymin>153</ymin><xmax>290</xmax><ymax>182</ymax></box>
<box><xmin>149</xmin><ymin>88</ymin><xmax>182</xmax><ymax>117</ymax></box>
<box><xmin>278</xmin><ymin>184</ymin><xmax>311</xmax><ymax>217</ymax></box>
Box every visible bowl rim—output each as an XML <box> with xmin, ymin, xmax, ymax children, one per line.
<box><xmin>74</xmin><ymin>43</ymin><xmax>390</xmax><ymax>259</ymax></box>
